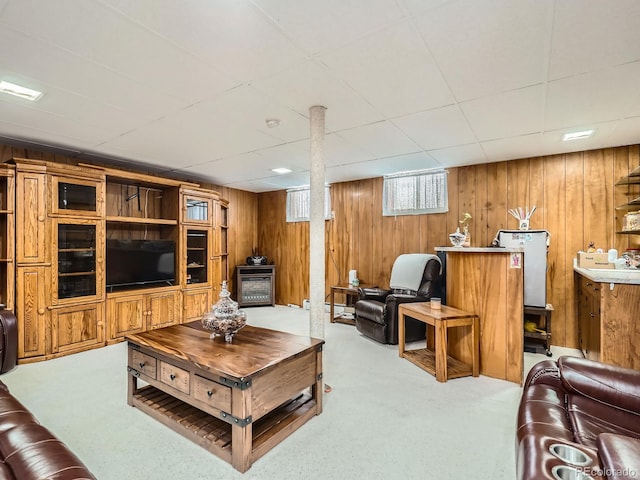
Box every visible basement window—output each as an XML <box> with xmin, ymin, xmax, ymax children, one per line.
<box><xmin>382</xmin><ymin>169</ymin><xmax>448</xmax><ymax>216</ymax></box>
<box><xmin>286</xmin><ymin>185</ymin><xmax>332</xmax><ymax>222</ymax></box>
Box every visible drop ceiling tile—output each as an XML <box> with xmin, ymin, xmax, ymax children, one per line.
<box><xmin>256</xmin><ymin>171</ymin><xmax>311</xmax><ymax>189</ymax></box>
<box><xmin>252</xmin><ymin>60</ymin><xmax>385</xmax><ymax>132</ymax></box>
<box><xmin>221</xmin><ymin>180</ymin><xmax>281</xmax><ymax>193</ymax></box>
<box><xmin>327</xmin><ymin>152</ymin><xmax>440</xmax><ymax>183</ymax></box>
<box><xmin>0</xmin><ymin>98</ymin><xmax>119</xmax><ymax>144</ymax></box>
<box><xmin>0</xmin><ymin>28</ymin><xmax>191</xmax><ymax>121</ymax></box>
<box><xmin>324</xmin><ymin>133</ymin><xmax>376</xmax><ymax>166</ymax></box>
<box><xmin>401</xmin><ymin>0</ymin><xmax>455</xmax><ymax>15</ymax></box>
<box><xmin>319</xmin><ymin>22</ymin><xmax>454</xmax><ymax>118</ymax></box>
<box><xmin>608</xmin><ymin>116</ymin><xmax>640</xmax><ymax>148</ymax></box>
<box><xmin>428</xmin><ymin>143</ymin><xmax>487</xmax><ymax>167</ymax></box>
<box><xmin>181</xmin><ymin>152</ymin><xmax>280</xmax><ymax>184</ymax></box>
<box><xmin>191</xmin><ymin>85</ymin><xmax>309</xmax><ymax>143</ymax></box>
<box><xmin>337</xmin><ymin>121</ymin><xmax>421</xmax><ymax>159</ymax></box>
<box><xmin>413</xmin><ymin>0</ymin><xmax>553</xmax><ymax>101</ymax></box>
<box><xmin>251</xmin><ymin>0</ymin><xmax>404</xmax><ymax>55</ymax></box>
<box><xmin>393</xmin><ymin>105</ymin><xmax>476</xmax><ymax>150</ymax></box>
<box><xmin>102</xmin><ymin>0</ymin><xmax>305</xmax><ymax>82</ymax></box>
<box><xmin>481</xmin><ymin>133</ymin><xmax>544</xmax><ymax>163</ymax></box>
<box><xmin>480</xmin><ymin>122</ymin><xmax>620</xmax><ymax>163</ymax></box>
<box><xmin>0</xmin><ymin>120</ymin><xmax>96</xmax><ymax>151</ymax></box>
<box><xmin>545</xmin><ymin>62</ymin><xmax>640</xmax><ymax>131</ymax></box>
<box><xmin>549</xmin><ymin>0</ymin><xmax>640</xmax><ymax>80</ymax></box>
<box><xmin>252</xmin><ymin>140</ymin><xmax>310</xmax><ymax>169</ymax></box>
<box><xmin>460</xmin><ymin>85</ymin><xmax>545</xmax><ymax>141</ymax></box>
<box><xmin>1</xmin><ymin>0</ymin><xmax>238</xmax><ymax>103</ymax></box>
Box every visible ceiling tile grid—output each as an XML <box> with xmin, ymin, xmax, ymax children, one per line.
<box><xmin>0</xmin><ymin>0</ymin><xmax>640</xmax><ymax>191</ymax></box>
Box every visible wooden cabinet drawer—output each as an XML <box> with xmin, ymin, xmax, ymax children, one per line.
<box><xmin>193</xmin><ymin>375</ymin><xmax>231</xmax><ymax>411</ymax></box>
<box><xmin>160</xmin><ymin>361</ymin><xmax>190</xmax><ymax>394</ymax></box>
<box><xmin>130</xmin><ymin>350</ymin><xmax>157</xmax><ymax>379</ymax></box>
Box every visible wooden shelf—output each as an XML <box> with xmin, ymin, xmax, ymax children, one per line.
<box><xmin>402</xmin><ymin>348</ymin><xmax>473</xmax><ymax>380</ymax></box>
<box><xmin>616</xmin><ymin>230</ymin><xmax>640</xmax><ymax>234</ymax></box>
<box><xmin>616</xmin><ymin>197</ymin><xmax>640</xmax><ymax>210</ymax></box>
<box><xmin>106</xmin><ymin>215</ymin><xmax>178</xmax><ymax>225</ymax></box>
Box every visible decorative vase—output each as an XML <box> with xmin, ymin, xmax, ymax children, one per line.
<box><xmin>202</xmin><ymin>281</ymin><xmax>247</xmax><ymax>342</ymax></box>
<box><xmin>449</xmin><ymin>228</ymin><xmax>466</xmax><ymax>247</ymax></box>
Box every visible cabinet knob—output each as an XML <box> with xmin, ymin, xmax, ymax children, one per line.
<box><xmin>169</xmin><ymin>374</ymin><xmax>176</xmax><ymax>381</ymax></box>
<box><xmin>38</xmin><ymin>215</ymin><xmax>45</xmax><ymax>222</ymax></box>
<box><xmin>139</xmin><ymin>362</ymin><xmax>145</xmax><ymax>368</ymax></box>
<box><xmin>207</xmin><ymin>390</ymin><xmax>213</xmax><ymax>397</ymax></box>
<box><xmin>38</xmin><ymin>308</ymin><xmax>45</xmax><ymax>315</ymax></box>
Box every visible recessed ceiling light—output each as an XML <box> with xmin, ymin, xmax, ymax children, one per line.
<box><xmin>265</xmin><ymin>118</ymin><xmax>281</xmax><ymax>128</ymax></box>
<box><xmin>272</xmin><ymin>167</ymin><xmax>292</xmax><ymax>174</ymax></box>
<box><xmin>562</xmin><ymin>130</ymin><xmax>594</xmax><ymax>142</ymax></box>
<box><xmin>0</xmin><ymin>80</ymin><xmax>43</xmax><ymax>101</ymax></box>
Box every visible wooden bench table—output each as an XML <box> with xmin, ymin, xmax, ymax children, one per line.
<box><xmin>398</xmin><ymin>303</ymin><xmax>479</xmax><ymax>382</ymax></box>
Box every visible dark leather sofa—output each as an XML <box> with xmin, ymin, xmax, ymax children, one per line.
<box><xmin>517</xmin><ymin>355</ymin><xmax>640</xmax><ymax>480</ymax></box>
<box><xmin>0</xmin><ymin>380</ymin><xmax>95</xmax><ymax>479</ymax></box>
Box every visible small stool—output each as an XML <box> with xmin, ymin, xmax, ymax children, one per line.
<box><xmin>524</xmin><ymin>303</ymin><xmax>553</xmax><ymax>357</ymax></box>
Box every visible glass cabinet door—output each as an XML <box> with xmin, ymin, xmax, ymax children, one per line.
<box><xmin>57</xmin><ymin>223</ymin><xmax>97</xmax><ymax>299</ymax></box>
<box><xmin>51</xmin><ymin>176</ymin><xmax>103</xmax><ymax>216</ymax></box>
<box><xmin>183</xmin><ymin>192</ymin><xmax>213</xmax><ymax>225</ymax></box>
<box><xmin>186</xmin><ymin>229</ymin><xmax>209</xmax><ymax>285</ymax></box>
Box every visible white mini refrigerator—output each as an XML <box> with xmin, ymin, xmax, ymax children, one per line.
<box><xmin>497</xmin><ymin>229</ymin><xmax>549</xmax><ymax>308</ymax></box>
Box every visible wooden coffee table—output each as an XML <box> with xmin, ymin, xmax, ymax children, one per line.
<box><xmin>126</xmin><ymin>322</ymin><xmax>324</xmax><ymax>472</ymax></box>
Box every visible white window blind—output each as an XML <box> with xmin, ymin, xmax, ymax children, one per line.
<box><xmin>382</xmin><ymin>169</ymin><xmax>448</xmax><ymax>216</ymax></box>
<box><xmin>286</xmin><ymin>185</ymin><xmax>332</xmax><ymax>222</ymax></box>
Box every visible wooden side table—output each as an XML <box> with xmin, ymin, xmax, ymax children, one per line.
<box><xmin>329</xmin><ymin>283</ymin><xmax>376</xmax><ymax>325</ymax></box>
<box><xmin>398</xmin><ymin>303</ymin><xmax>479</xmax><ymax>382</ymax></box>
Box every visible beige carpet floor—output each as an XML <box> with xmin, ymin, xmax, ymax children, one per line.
<box><xmin>1</xmin><ymin>306</ymin><xmax>579</xmax><ymax>480</ymax></box>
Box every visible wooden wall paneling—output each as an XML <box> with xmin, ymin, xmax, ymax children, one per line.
<box><xmin>544</xmin><ymin>155</ymin><xmax>568</xmax><ymax>346</ymax></box>
<box><xmin>564</xmin><ymin>152</ymin><xmax>585</xmax><ymax>348</ymax></box>
<box><xmin>629</xmin><ymin>145</ymin><xmax>640</xmax><ymax>250</ymax></box>
<box><xmin>583</xmin><ymin>149</ymin><xmax>612</xmax><ymax>250</ymax></box>
<box><xmin>332</xmin><ymin>183</ymin><xmax>352</xmax><ymax>285</ymax></box>
<box><xmin>528</xmin><ymin>157</ymin><xmax>545</xmax><ymax>230</ymax></box>
<box><xmin>445</xmin><ymin>168</ymin><xmax>460</xmax><ymax>243</ymax></box>
<box><xmin>457</xmin><ymin>166</ymin><xmax>477</xmax><ymax>245</ymax></box>
<box><xmin>223</xmin><ymin>188</ymin><xmax>257</xmax><ymax>295</ymax></box>
<box><xmin>356</xmin><ymin>180</ymin><xmax>374</xmax><ymax>286</ymax></box>
<box><xmin>613</xmin><ymin>146</ymin><xmax>635</xmax><ymax>253</ymax></box>
<box><xmin>402</xmin><ymin>215</ymin><xmax>422</xmax><ymax>253</ymax></box>
<box><xmin>506</xmin><ymin>159</ymin><xmax>531</xmax><ymax>228</ymax></box>
<box><xmin>486</xmin><ymin>162</ymin><xmax>509</xmax><ymax>242</ymax></box>
<box><xmin>475</xmin><ymin>165</ymin><xmax>489</xmax><ymax>247</ymax></box>
<box><xmin>371</xmin><ymin>178</ymin><xmax>385</xmax><ymax>287</ymax></box>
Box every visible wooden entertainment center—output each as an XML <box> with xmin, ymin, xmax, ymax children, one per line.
<box><xmin>2</xmin><ymin>158</ymin><xmax>229</xmax><ymax>363</ymax></box>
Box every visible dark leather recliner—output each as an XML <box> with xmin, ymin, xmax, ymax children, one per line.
<box><xmin>354</xmin><ymin>254</ymin><xmax>442</xmax><ymax>345</ymax></box>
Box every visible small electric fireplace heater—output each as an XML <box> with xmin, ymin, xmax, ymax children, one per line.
<box><xmin>236</xmin><ymin>264</ymin><xmax>276</xmax><ymax>307</ymax></box>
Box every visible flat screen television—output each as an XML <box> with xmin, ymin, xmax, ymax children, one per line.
<box><xmin>106</xmin><ymin>239</ymin><xmax>175</xmax><ymax>290</ymax></box>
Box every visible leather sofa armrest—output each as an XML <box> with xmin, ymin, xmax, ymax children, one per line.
<box><xmin>385</xmin><ymin>294</ymin><xmax>431</xmax><ymax>311</ymax></box>
<box><xmin>558</xmin><ymin>356</ymin><xmax>640</xmax><ymax>413</ymax></box>
<box><xmin>358</xmin><ymin>287</ymin><xmax>390</xmax><ymax>302</ymax></box>
<box><xmin>597</xmin><ymin>433</ymin><xmax>640</xmax><ymax>477</ymax></box>
<box><xmin>523</xmin><ymin>360</ymin><xmax>563</xmax><ymax>390</ymax></box>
